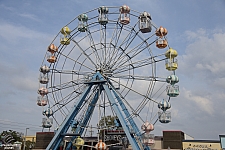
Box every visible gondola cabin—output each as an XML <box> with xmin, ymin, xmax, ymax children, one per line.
<box><xmin>158</xmin><ymin>111</ymin><xmax>171</xmax><ymax>123</ymax></box>
<box><xmin>78</xmin><ymin>14</ymin><xmax>88</xmax><ymax>32</ymax></box>
<box><xmin>43</xmin><ymin>108</ymin><xmax>53</xmax><ymax>118</ymax></box>
<box><xmin>119</xmin><ymin>5</ymin><xmax>130</xmax><ymax>25</ymax></box>
<box><xmin>156</xmin><ymin>38</ymin><xmax>168</xmax><ymax>49</ymax></box>
<box><xmin>166</xmin><ymin>85</ymin><xmax>179</xmax><ymax>97</ymax></box>
<box><xmin>98</xmin><ymin>6</ymin><xmax>109</xmax><ymax>25</ymax></box>
<box><xmin>166</xmin><ymin>74</ymin><xmax>179</xmax><ymax>85</ymax></box>
<box><xmin>165</xmin><ymin>48</ymin><xmax>178</xmax><ymax>59</ymax></box>
<box><xmin>38</xmin><ymin>87</ymin><xmax>48</xmax><ymax>96</ymax></box>
<box><xmin>73</xmin><ymin>136</ymin><xmax>84</xmax><ymax>150</ymax></box>
<box><xmin>48</xmin><ymin>44</ymin><xmax>58</xmax><ymax>54</ymax></box>
<box><xmin>39</xmin><ymin>73</ymin><xmax>49</xmax><ymax>84</ymax></box>
<box><xmin>139</xmin><ymin>11</ymin><xmax>152</xmax><ymax>33</ymax></box>
<box><xmin>60</xmin><ymin>26</ymin><xmax>71</xmax><ymax>45</ymax></box>
<box><xmin>60</xmin><ymin>35</ymin><xmax>70</xmax><ymax>45</ymax></box>
<box><xmin>40</xmin><ymin>65</ymin><xmax>50</xmax><ymax>74</ymax></box>
<box><xmin>42</xmin><ymin>118</ymin><xmax>53</xmax><ymax>128</ymax></box>
<box><xmin>47</xmin><ymin>55</ymin><xmax>57</xmax><ymax>63</ymax></box>
<box><xmin>37</xmin><ymin>96</ymin><xmax>48</xmax><ymax>106</ymax></box>
<box><xmin>165</xmin><ymin>59</ymin><xmax>178</xmax><ymax>71</ymax></box>
<box><xmin>95</xmin><ymin>140</ymin><xmax>107</xmax><ymax>150</ymax></box>
<box><xmin>158</xmin><ymin>99</ymin><xmax>171</xmax><ymax>111</ymax></box>
<box><xmin>142</xmin><ymin>133</ymin><xmax>155</xmax><ymax>146</ymax></box>
<box><xmin>60</xmin><ymin>26</ymin><xmax>71</xmax><ymax>35</ymax></box>
<box><xmin>155</xmin><ymin>26</ymin><xmax>168</xmax><ymax>37</ymax></box>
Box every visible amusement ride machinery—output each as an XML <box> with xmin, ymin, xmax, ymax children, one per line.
<box><xmin>37</xmin><ymin>5</ymin><xmax>179</xmax><ymax>150</ymax></box>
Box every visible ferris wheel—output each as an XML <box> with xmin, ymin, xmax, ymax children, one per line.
<box><xmin>37</xmin><ymin>5</ymin><xmax>179</xmax><ymax>150</ymax></box>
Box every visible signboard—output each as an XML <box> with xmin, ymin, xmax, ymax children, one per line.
<box><xmin>104</xmin><ymin>130</ymin><xmax>125</xmax><ymax>142</ymax></box>
<box><xmin>183</xmin><ymin>141</ymin><xmax>221</xmax><ymax>150</ymax></box>
<box><xmin>105</xmin><ymin>134</ymin><xmax>123</xmax><ymax>141</ymax></box>
<box><xmin>0</xmin><ymin>143</ymin><xmax>22</xmax><ymax>150</ymax></box>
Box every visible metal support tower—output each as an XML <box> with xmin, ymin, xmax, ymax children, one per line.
<box><xmin>46</xmin><ymin>72</ymin><xmax>150</xmax><ymax>150</ymax></box>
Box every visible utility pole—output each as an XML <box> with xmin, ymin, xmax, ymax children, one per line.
<box><xmin>89</xmin><ymin>125</ymin><xmax>94</xmax><ymax>137</ymax></box>
<box><xmin>23</xmin><ymin>128</ymin><xmax>29</xmax><ymax>150</ymax></box>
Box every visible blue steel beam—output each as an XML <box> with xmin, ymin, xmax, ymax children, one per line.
<box><xmin>102</xmin><ymin>84</ymin><xmax>141</xmax><ymax>149</ymax></box>
<box><xmin>112</xmin><ymin>88</ymin><xmax>151</xmax><ymax>150</ymax></box>
<box><xmin>77</xmin><ymin>88</ymin><xmax>102</xmax><ymax>134</ymax></box>
<box><xmin>46</xmin><ymin>85</ymin><xmax>93</xmax><ymax>150</ymax></box>
<box><xmin>47</xmin><ymin>72</ymin><xmax>146</xmax><ymax>150</ymax></box>
<box><xmin>66</xmin><ymin>88</ymin><xmax>102</xmax><ymax>149</ymax></box>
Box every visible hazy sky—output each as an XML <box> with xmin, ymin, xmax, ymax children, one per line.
<box><xmin>0</xmin><ymin>0</ymin><xmax>225</xmax><ymax>141</ymax></box>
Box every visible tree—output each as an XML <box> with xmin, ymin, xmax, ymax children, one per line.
<box><xmin>0</xmin><ymin>130</ymin><xmax>35</xmax><ymax>150</ymax></box>
<box><xmin>98</xmin><ymin>115</ymin><xmax>125</xmax><ymax>139</ymax></box>
<box><xmin>0</xmin><ymin>130</ymin><xmax>23</xmax><ymax>144</ymax></box>
<box><xmin>98</xmin><ymin>115</ymin><xmax>117</xmax><ymax>129</ymax></box>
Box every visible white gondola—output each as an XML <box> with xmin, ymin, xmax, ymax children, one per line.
<box><xmin>43</xmin><ymin>108</ymin><xmax>53</xmax><ymax>118</ymax></box>
<box><xmin>42</xmin><ymin>118</ymin><xmax>53</xmax><ymax>128</ymax></box>
<box><xmin>158</xmin><ymin>99</ymin><xmax>171</xmax><ymax>111</ymax></box>
<box><xmin>166</xmin><ymin>85</ymin><xmax>179</xmax><ymax>97</ymax></box>
<box><xmin>40</xmin><ymin>65</ymin><xmax>50</xmax><ymax>74</ymax></box>
<box><xmin>37</xmin><ymin>96</ymin><xmax>48</xmax><ymax>106</ymax></box>
<box><xmin>139</xmin><ymin>11</ymin><xmax>152</xmax><ymax>33</ymax></box>
<box><xmin>158</xmin><ymin>111</ymin><xmax>171</xmax><ymax>123</ymax></box>
<box><xmin>142</xmin><ymin>133</ymin><xmax>155</xmax><ymax>146</ymax></box>
<box><xmin>38</xmin><ymin>87</ymin><xmax>48</xmax><ymax>96</ymax></box>
<box><xmin>39</xmin><ymin>73</ymin><xmax>49</xmax><ymax>84</ymax></box>
<box><xmin>98</xmin><ymin>6</ymin><xmax>108</xmax><ymax>25</ymax></box>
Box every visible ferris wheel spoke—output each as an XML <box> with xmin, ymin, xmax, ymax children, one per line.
<box><xmin>110</xmin><ymin>86</ymin><xmax>147</xmax><ymax>126</ymax></box>
<box><xmin>109</xmin><ymin>74</ymin><xmax>166</xmax><ymax>82</ymax></box>
<box><xmin>149</xmin><ymin>108</ymin><xmax>162</xmax><ymax>125</ymax></box>
<box><xmin>51</xmin><ymin>115</ymin><xmax>61</xmax><ymax>127</ymax></box>
<box><xmin>113</xmin><ymin>54</ymin><xmax>166</xmax><ymax>74</ymax></box>
<box><xmin>99</xmin><ymin>25</ymin><xmax>107</xmax><ymax>65</ymax></box>
<box><xmin>109</xmin><ymin>31</ymin><xmax>155</xmax><ymax>65</ymax></box>
<box><xmin>113</xmin><ymin>34</ymin><xmax>156</xmax><ymax>69</ymax></box>
<box><xmin>48</xmin><ymin>79</ymin><xmax>85</xmax><ymax>93</ymax></box>
<box><xmin>70</xmin><ymin>39</ymin><xmax>98</xmax><ymax>69</ymax></box>
<box><xmin>110</xmin><ymin>23</ymin><xmax>140</xmax><ymax>67</ymax></box>
<box><xmin>106</xmin><ymin>22</ymin><xmax>123</xmax><ymax>65</ymax></box>
<box><xmin>51</xmin><ymin>84</ymin><xmax>86</xmax><ymax>107</ymax></box>
<box><xmin>57</xmin><ymin>51</ymin><xmax>95</xmax><ymax>72</ymax></box>
<box><xmin>110</xmin><ymin>26</ymin><xmax>135</xmax><ymax>65</ymax></box>
<box><xmin>51</xmin><ymin>69</ymin><xmax>94</xmax><ymax>76</ymax></box>
<box><xmin>136</xmin><ymin>82</ymin><xmax>167</xmax><ymax>116</ymax></box>
<box><xmin>52</xmin><ymin>84</ymin><xmax>89</xmax><ymax>114</ymax></box>
<box><xmin>109</xmin><ymin>78</ymin><xmax>159</xmax><ymax>105</ymax></box>
<box><xmin>130</xmin><ymin>80</ymin><xmax>157</xmax><ymax>115</ymax></box>
<box><xmin>86</xmin><ymin>29</ymin><xmax>102</xmax><ymax>66</ymax></box>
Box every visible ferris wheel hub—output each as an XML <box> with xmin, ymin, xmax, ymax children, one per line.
<box><xmin>96</xmin><ymin>65</ymin><xmax>113</xmax><ymax>77</ymax></box>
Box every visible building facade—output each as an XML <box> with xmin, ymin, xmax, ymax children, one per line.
<box><xmin>32</xmin><ymin>131</ymin><xmax>223</xmax><ymax>150</ymax></box>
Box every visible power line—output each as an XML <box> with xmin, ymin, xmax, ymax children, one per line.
<box><xmin>0</xmin><ymin>122</ymin><xmax>39</xmax><ymax>129</ymax></box>
<box><xmin>0</xmin><ymin>123</ymin><xmax>42</xmax><ymax>131</ymax></box>
<box><xmin>0</xmin><ymin>125</ymin><xmax>31</xmax><ymax>131</ymax></box>
<box><xmin>0</xmin><ymin>119</ymin><xmax>44</xmax><ymax>134</ymax></box>
<box><xmin>0</xmin><ymin>119</ymin><xmax>41</xmax><ymax>128</ymax></box>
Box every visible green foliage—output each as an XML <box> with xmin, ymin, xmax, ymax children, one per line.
<box><xmin>0</xmin><ymin>130</ymin><xmax>36</xmax><ymax>150</ymax></box>
<box><xmin>98</xmin><ymin>115</ymin><xmax>117</xmax><ymax>128</ymax></box>
<box><xmin>25</xmin><ymin>140</ymin><xmax>35</xmax><ymax>150</ymax></box>
<box><xmin>0</xmin><ymin>130</ymin><xmax>23</xmax><ymax>143</ymax></box>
